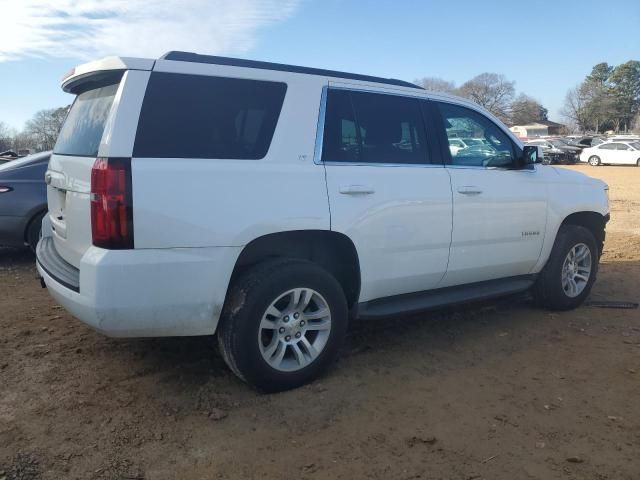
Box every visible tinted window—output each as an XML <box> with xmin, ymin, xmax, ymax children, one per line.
<box><xmin>437</xmin><ymin>102</ymin><xmax>516</xmax><ymax>168</ymax></box>
<box><xmin>134</xmin><ymin>73</ymin><xmax>287</xmax><ymax>159</ymax></box>
<box><xmin>322</xmin><ymin>89</ymin><xmax>428</xmax><ymax>164</ymax></box>
<box><xmin>54</xmin><ymin>78</ymin><xmax>120</xmax><ymax>157</ymax></box>
<box><xmin>599</xmin><ymin>143</ymin><xmax>617</xmax><ymax>150</ymax></box>
<box><xmin>321</xmin><ymin>90</ymin><xmax>359</xmax><ymax>162</ymax></box>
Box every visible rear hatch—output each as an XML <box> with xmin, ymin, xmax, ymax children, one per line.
<box><xmin>47</xmin><ymin>73</ymin><xmax>122</xmax><ymax>267</ymax></box>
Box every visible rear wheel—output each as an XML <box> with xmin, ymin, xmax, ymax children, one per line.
<box><xmin>26</xmin><ymin>211</ymin><xmax>46</xmax><ymax>252</ymax></box>
<box><xmin>217</xmin><ymin>258</ymin><xmax>348</xmax><ymax>392</ymax></box>
<box><xmin>533</xmin><ymin>225</ymin><xmax>598</xmax><ymax>310</ymax></box>
<box><xmin>588</xmin><ymin>155</ymin><xmax>601</xmax><ymax>166</ymax></box>
<box><xmin>636</xmin><ymin>158</ymin><xmax>640</xmax><ymax>167</ymax></box>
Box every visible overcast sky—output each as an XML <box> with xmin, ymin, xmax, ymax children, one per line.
<box><xmin>1</xmin><ymin>0</ymin><xmax>639</xmax><ymax>129</ymax></box>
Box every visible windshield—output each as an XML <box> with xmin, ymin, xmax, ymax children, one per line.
<box><xmin>54</xmin><ymin>77</ymin><xmax>121</xmax><ymax>157</ymax></box>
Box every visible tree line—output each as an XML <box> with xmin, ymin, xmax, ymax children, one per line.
<box><xmin>0</xmin><ymin>107</ymin><xmax>68</xmax><ymax>154</ymax></box>
<box><xmin>561</xmin><ymin>60</ymin><xmax>640</xmax><ymax>134</ymax></box>
<box><xmin>2</xmin><ymin>61</ymin><xmax>638</xmax><ymax>155</ymax></box>
<box><xmin>414</xmin><ymin>73</ymin><xmax>548</xmax><ymax>126</ymax></box>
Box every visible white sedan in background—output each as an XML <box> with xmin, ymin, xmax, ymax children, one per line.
<box><xmin>581</xmin><ymin>141</ymin><xmax>640</xmax><ymax>166</ymax></box>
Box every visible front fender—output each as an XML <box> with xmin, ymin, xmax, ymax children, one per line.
<box><xmin>531</xmin><ymin>169</ymin><xmax>608</xmax><ymax>273</ymax></box>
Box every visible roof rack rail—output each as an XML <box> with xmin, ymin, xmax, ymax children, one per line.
<box><xmin>160</xmin><ymin>51</ymin><xmax>422</xmax><ymax>90</ymax></box>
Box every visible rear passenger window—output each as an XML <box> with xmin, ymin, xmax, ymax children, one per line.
<box><xmin>321</xmin><ymin>89</ymin><xmax>428</xmax><ymax>164</ymax></box>
<box><xmin>134</xmin><ymin>73</ymin><xmax>287</xmax><ymax>159</ymax></box>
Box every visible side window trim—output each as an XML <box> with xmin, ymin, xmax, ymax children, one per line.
<box><xmin>422</xmin><ymin>99</ymin><xmax>449</xmax><ymax>166</ymax></box>
<box><xmin>348</xmin><ymin>90</ymin><xmax>364</xmax><ymax>162</ymax></box>
<box><xmin>316</xmin><ymin>86</ymin><xmax>436</xmax><ymax>167</ymax></box>
<box><xmin>313</xmin><ymin>86</ymin><xmax>328</xmax><ymax>165</ymax></box>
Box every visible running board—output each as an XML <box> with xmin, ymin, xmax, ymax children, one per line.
<box><xmin>357</xmin><ymin>275</ymin><xmax>536</xmax><ymax>319</ymax></box>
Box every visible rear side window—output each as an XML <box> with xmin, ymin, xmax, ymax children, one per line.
<box><xmin>54</xmin><ymin>76</ymin><xmax>121</xmax><ymax>157</ymax></box>
<box><xmin>134</xmin><ymin>73</ymin><xmax>287</xmax><ymax>159</ymax></box>
<box><xmin>322</xmin><ymin>89</ymin><xmax>429</xmax><ymax>164</ymax></box>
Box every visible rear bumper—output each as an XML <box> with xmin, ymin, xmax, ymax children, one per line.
<box><xmin>36</xmin><ymin>236</ymin><xmax>242</xmax><ymax>337</ymax></box>
<box><xmin>37</xmin><ymin>236</ymin><xmax>80</xmax><ymax>291</ymax></box>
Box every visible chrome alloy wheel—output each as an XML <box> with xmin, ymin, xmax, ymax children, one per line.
<box><xmin>258</xmin><ymin>288</ymin><xmax>332</xmax><ymax>372</ymax></box>
<box><xmin>561</xmin><ymin>243</ymin><xmax>592</xmax><ymax>298</ymax></box>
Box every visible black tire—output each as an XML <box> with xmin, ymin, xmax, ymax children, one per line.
<box><xmin>533</xmin><ymin>225</ymin><xmax>599</xmax><ymax>311</ymax></box>
<box><xmin>588</xmin><ymin>155</ymin><xmax>601</xmax><ymax>166</ymax></box>
<box><xmin>217</xmin><ymin>258</ymin><xmax>348</xmax><ymax>392</ymax></box>
<box><xmin>636</xmin><ymin>159</ymin><xmax>640</xmax><ymax>167</ymax></box>
<box><xmin>26</xmin><ymin>211</ymin><xmax>46</xmax><ymax>252</ymax></box>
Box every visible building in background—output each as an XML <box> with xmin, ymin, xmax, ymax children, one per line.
<box><xmin>510</xmin><ymin>120</ymin><xmax>565</xmax><ymax>139</ymax></box>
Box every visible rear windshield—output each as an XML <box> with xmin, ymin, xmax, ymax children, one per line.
<box><xmin>54</xmin><ymin>76</ymin><xmax>121</xmax><ymax>157</ymax></box>
<box><xmin>133</xmin><ymin>72</ymin><xmax>287</xmax><ymax>159</ymax></box>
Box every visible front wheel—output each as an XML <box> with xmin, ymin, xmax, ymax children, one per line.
<box><xmin>533</xmin><ymin>225</ymin><xmax>598</xmax><ymax>310</ymax></box>
<box><xmin>588</xmin><ymin>155</ymin><xmax>601</xmax><ymax>166</ymax></box>
<box><xmin>217</xmin><ymin>258</ymin><xmax>348</xmax><ymax>392</ymax></box>
<box><xmin>636</xmin><ymin>158</ymin><xmax>640</xmax><ymax>167</ymax></box>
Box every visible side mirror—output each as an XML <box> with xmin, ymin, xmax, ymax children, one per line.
<box><xmin>522</xmin><ymin>145</ymin><xmax>544</xmax><ymax>165</ymax></box>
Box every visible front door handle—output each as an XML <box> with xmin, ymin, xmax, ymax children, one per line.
<box><xmin>457</xmin><ymin>186</ymin><xmax>483</xmax><ymax>195</ymax></box>
<box><xmin>339</xmin><ymin>185</ymin><xmax>375</xmax><ymax>195</ymax></box>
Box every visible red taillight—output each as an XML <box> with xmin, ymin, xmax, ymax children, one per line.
<box><xmin>90</xmin><ymin>157</ymin><xmax>134</xmax><ymax>249</ymax></box>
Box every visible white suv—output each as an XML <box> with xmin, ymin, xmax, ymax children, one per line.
<box><xmin>37</xmin><ymin>52</ymin><xmax>610</xmax><ymax>391</ymax></box>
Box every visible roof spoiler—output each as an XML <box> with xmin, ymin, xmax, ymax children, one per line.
<box><xmin>62</xmin><ymin>56</ymin><xmax>155</xmax><ymax>93</ymax></box>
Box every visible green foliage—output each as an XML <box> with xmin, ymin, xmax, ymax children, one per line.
<box><xmin>563</xmin><ymin>60</ymin><xmax>640</xmax><ymax>133</ymax></box>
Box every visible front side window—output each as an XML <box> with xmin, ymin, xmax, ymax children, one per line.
<box><xmin>134</xmin><ymin>73</ymin><xmax>287</xmax><ymax>159</ymax></box>
<box><xmin>321</xmin><ymin>89</ymin><xmax>429</xmax><ymax>164</ymax></box>
<box><xmin>437</xmin><ymin>102</ymin><xmax>516</xmax><ymax>168</ymax></box>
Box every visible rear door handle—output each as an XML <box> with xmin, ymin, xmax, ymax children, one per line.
<box><xmin>457</xmin><ymin>186</ymin><xmax>483</xmax><ymax>195</ymax></box>
<box><xmin>339</xmin><ymin>185</ymin><xmax>375</xmax><ymax>195</ymax></box>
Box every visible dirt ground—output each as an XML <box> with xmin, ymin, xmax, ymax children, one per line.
<box><xmin>1</xmin><ymin>165</ymin><xmax>639</xmax><ymax>480</ymax></box>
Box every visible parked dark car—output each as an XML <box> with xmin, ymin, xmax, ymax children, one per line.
<box><xmin>0</xmin><ymin>151</ymin><xmax>50</xmax><ymax>250</ymax></box>
<box><xmin>568</xmin><ymin>136</ymin><xmax>607</xmax><ymax>148</ymax></box>
<box><xmin>549</xmin><ymin>138</ymin><xmax>582</xmax><ymax>155</ymax></box>
<box><xmin>0</xmin><ymin>150</ymin><xmax>19</xmax><ymax>165</ymax></box>
<box><xmin>526</xmin><ymin>139</ymin><xmax>579</xmax><ymax>164</ymax></box>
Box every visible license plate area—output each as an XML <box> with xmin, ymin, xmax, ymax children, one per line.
<box><xmin>48</xmin><ymin>186</ymin><xmax>68</xmax><ymax>239</ymax></box>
